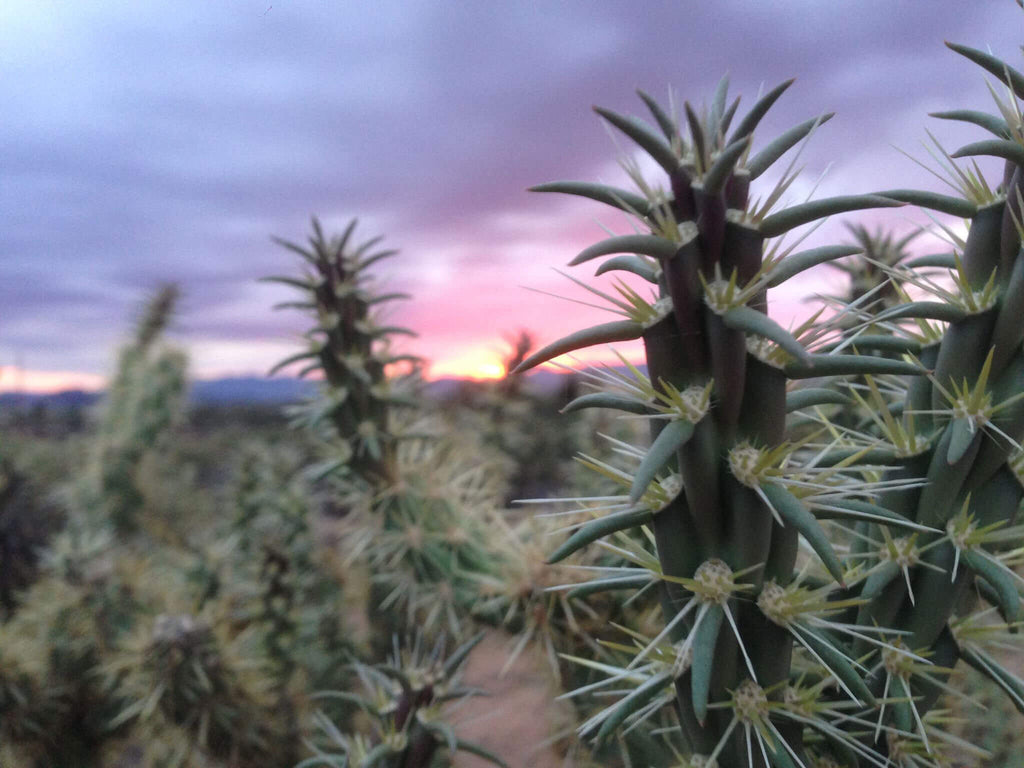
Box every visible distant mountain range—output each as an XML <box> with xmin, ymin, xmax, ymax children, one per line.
<box><xmin>0</xmin><ymin>370</ymin><xmax>579</xmax><ymax>409</ymax></box>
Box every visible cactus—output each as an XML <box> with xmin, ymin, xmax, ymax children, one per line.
<box><xmin>518</xmin><ymin>43</ymin><xmax>1024</xmax><ymax>768</ymax></box>
<box><xmin>301</xmin><ymin>633</ymin><xmax>507</xmax><ymax>768</ymax></box>
<box><xmin>267</xmin><ymin>218</ymin><xmax>419</xmax><ymax>488</ymax></box>
<box><xmin>89</xmin><ymin>284</ymin><xmax>187</xmax><ymax>533</ymax></box>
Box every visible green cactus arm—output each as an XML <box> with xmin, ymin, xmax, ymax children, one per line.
<box><xmin>929</xmin><ymin>109</ymin><xmax>1012</xmax><ymax>139</ymax></box>
<box><xmin>871</xmin><ymin>300</ymin><xmax>969</xmax><ymax>324</ymax></box>
<box><xmin>702</xmin><ymin>135</ymin><xmax>752</xmax><ymax>196</ymax></box>
<box><xmin>561</xmin><ymin>392</ymin><xmax>651</xmax><ymax>415</ymax></box>
<box><xmin>689</xmin><ymin>602</ymin><xmax>725</xmax><ymax>724</ymax></box>
<box><xmin>817</xmin><ymin>335</ymin><xmax>923</xmax><ymax>355</ymax></box>
<box><xmin>728</xmin><ymin>78</ymin><xmax>795</xmax><ymax>144</ymax></box>
<box><xmin>270</xmin><ymin>236</ymin><xmax>319</xmax><ymax>266</ymax></box>
<box><xmin>746</xmin><ymin>113</ymin><xmax>835</xmax><ymax>179</ymax></box>
<box><xmin>261</xmin><ymin>274</ymin><xmax>318</xmax><ymax>291</ymax></box>
<box><xmin>528</xmin><ymin>181</ymin><xmax>652</xmax><ymax>218</ymax></box>
<box><xmin>761</xmin><ymin>482</ymin><xmax>845</xmax><ymax>584</ymax></box>
<box><xmin>784</xmin><ymin>388</ymin><xmax>854</xmax><ymax>412</ymax></box>
<box><xmin>876</xmin><ymin>189</ymin><xmax>978</xmax><ymax>218</ymax></box>
<box><xmin>952</xmin><ymin>139</ymin><xmax>1024</xmax><ymax>167</ymax></box>
<box><xmin>905</xmin><ymin>252</ymin><xmax>957</xmax><ymax>269</ymax></box>
<box><xmin>784</xmin><ymin>354</ymin><xmax>926</xmax><ymax>379</ymax></box>
<box><xmin>629</xmin><ymin>419</ymin><xmax>697</xmax><ymax>503</ymax></box>
<box><xmin>357</xmin><ymin>248</ymin><xmax>400</xmax><ymax>270</ymax></box>
<box><xmin>720</xmin><ymin>306</ymin><xmax>811</xmax><ymax>363</ymax></box>
<box><xmin>513</xmin><ymin>320</ymin><xmax>645</xmax><ymax>373</ymax></box>
<box><xmin>945</xmin><ymin>42</ymin><xmax>1024</xmax><ymax>101</ymax></box>
<box><xmin>453</xmin><ymin>739</ymin><xmax>511</xmax><ymax>768</ymax></box>
<box><xmin>766</xmin><ymin>244</ymin><xmax>863</xmax><ymax>287</ymax></box>
<box><xmin>961</xmin><ymin>549</ymin><xmax>1022</xmax><ymax>624</ymax></box>
<box><xmin>268</xmin><ymin>349</ymin><xmax>321</xmax><ymax>376</ymax></box>
<box><xmin>594</xmin><ymin>106</ymin><xmax>680</xmax><ymax>175</ymax></box>
<box><xmin>570</xmin><ymin>234</ymin><xmax>681</xmax><ymax>266</ymax></box>
<box><xmin>594</xmin><ymin>254</ymin><xmax>661</xmax><ymax>282</ymax></box>
<box><xmin>635</xmin><ymin>88</ymin><xmax>678</xmax><ymax>141</ymax></box>
<box><xmin>946</xmin><ymin>417</ymin><xmax>979</xmax><ymax>465</ymax></box>
<box><xmin>859</xmin><ymin>560</ymin><xmax>901</xmax><ymax>600</ymax></box>
<box><xmin>359</xmin><ymin>742</ymin><xmax>396</xmax><ymax>768</ymax></box>
<box><xmin>759</xmin><ymin>195</ymin><xmax>904</xmax><ymax>238</ymax></box>
<box><xmin>547</xmin><ymin>508</ymin><xmax>654</xmax><ymax>563</ymax></box>
<box><xmin>593</xmin><ymin>669</ymin><xmax>673</xmax><ymax>745</ymax></box>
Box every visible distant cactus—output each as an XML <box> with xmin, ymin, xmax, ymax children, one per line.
<box><xmin>90</xmin><ymin>284</ymin><xmax>188</xmax><ymax>533</ymax></box>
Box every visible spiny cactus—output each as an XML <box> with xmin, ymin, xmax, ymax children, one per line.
<box><xmin>302</xmin><ymin>633</ymin><xmax>507</xmax><ymax>768</ymax></box>
<box><xmin>518</xmin><ymin>42</ymin><xmax>1024</xmax><ymax>768</ymax></box>
<box><xmin>267</xmin><ymin>218</ymin><xmax>420</xmax><ymax>488</ymax></box>
<box><xmin>90</xmin><ymin>284</ymin><xmax>187</xmax><ymax>533</ymax></box>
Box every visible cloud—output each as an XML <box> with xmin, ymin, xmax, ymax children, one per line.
<box><xmin>2</xmin><ymin>0</ymin><xmax>1023</xmax><ymax>383</ymax></box>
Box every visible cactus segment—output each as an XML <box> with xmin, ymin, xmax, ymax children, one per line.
<box><xmin>930</xmin><ymin>109</ymin><xmax>1013</xmax><ymax>139</ymax></box>
<box><xmin>561</xmin><ymin>392</ymin><xmax>651</xmax><ymax>415</ymax></box>
<box><xmin>720</xmin><ymin>306</ymin><xmax>811</xmax><ymax>363</ymax></box>
<box><xmin>594</xmin><ymin>254</ymin><xmax>661</xmax><ymax>282</ymax></box>
<box><xmin>629</xmin><ymin>419</ymin><xmax>697</xmax><ymax>503</ymax></box>
<box><xmin>689</xmin><ymin>602</ymin><xmax>725</xmax><ymax>724</ymax></box>
<box><xmin>784</xmin><ymin>388</ymin><xmax>854</xmax><ymax>412</ymax></box>
<box><xmin>905</xmin><ymin>252</ymin><xmax>957</xmax><ymax>269</ymax></box>
<box><xmin>513</xmin><ymin>319</ymin><xmax>645</xmax><ymax>374</ymax></box>
<box><xmin>961</xmin><ymin>549</ymin><xmax>1022</xmax><ymax>623</ymax></box>
<box><xmin>760</xmin><ymin>483</ymin><xmax>845</xmax><ymax>585</ymax></box>
<box><xmin>547</xmin><ymin>508</ymin><xmax>654</xmax><ymax>564</ymax></box>
<box><xmin>990</xmin><ymin>249</ymin><xmax>1024</xmax><ymax>374</ymax></box>
<box><xmin>945</xmin><ymin>42</ymin><xmax>1024</xmax><ymax>101</ymax></box>
<box><xmin>871</xmin><ymin>300</ymin><xmax>970</xmax><ymax>324</ymax></box>
<box><xmin>528</xmin><ymin>181</ymin><xmax>653</xmax><ymax>217</ymax></box>
<box><xmin>876</xmin><ymin>188</ymin><xmax>978</xmax><ymax>218</ymax></box>
<box><xmin>765</xmin><ymin>245</ymin><xmax>863</xmax><ymax>287</ymax></box>
<box><xmin>952</xmin><ymin>138</ymin><xmax>1024</xmax><ymax>167</ymax></box>
<box><xmin>636</xmin><ymin>88</ymin><xmax>677</xmax><ymax>141</ymax></box>
<box><xmin>758</xmin><ymin>195</ymin><xmax>904</xmax><ymax>238</ymax></box>
<box><xmin>570</xmin><ymin>234</ymin><xmax>682</xmax><ymax>266</ymax></box>
<box><xmin>702</xmin><ymin>136</ymin><xmax>752</xmax><ymax>197</ymax></box>
<box><xmin>946</xmin><ymin>417</ymin><xmax>980</xmax><ymax>465</ymax></box>
<box><xmin>784</xmin><ymin>354</ymin><xmax>925</xmax><ymax>379</ymax></box>
<box><xmin>745</xmin><ymin>113</ymin><xmax>835</xmax><ymax>179</ymax></box>
<box><xmin>809</xmin><ymin>499</ymin><xmax>935</xmax><ymax>533</ymax></box>
<box><xmin>594</xmin><ymin>106</ymin><xmax>680</xmax><ymax>175</ymax></box>
<box><xmin>728</xmin><ymin>78</ymin><xmax>795</xmax><ymax>145</ymax></box>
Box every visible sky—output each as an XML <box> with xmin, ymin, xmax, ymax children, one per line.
<box><xmin>2</xmin><ymin>1</ymin><xmax>1023</xmax><ymax>392</ymax></box>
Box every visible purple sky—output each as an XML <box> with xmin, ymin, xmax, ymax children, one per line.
<box><xmin>2</xmin><ymin>1</ymin><xmax>1023</xmax><ymax>390</ymax></box>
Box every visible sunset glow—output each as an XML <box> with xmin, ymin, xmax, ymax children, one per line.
<box><xmin>0</xmin><ymin>367</ymin><xmax>104</xmax><ymax>395</ymax></box>
<box><xmin>425</xmin><ymin>346</ymin><xmax>507</xmax><ymax>381</ymax></box>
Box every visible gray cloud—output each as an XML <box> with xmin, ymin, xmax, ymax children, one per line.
<box><xmin>2</xmin><ymin>0</ymin><xmax>1023</xmax><ymax>378</ymax></box>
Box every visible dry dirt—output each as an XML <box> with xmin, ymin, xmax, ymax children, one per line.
<box><xmin>451</xmin><ymin>632</ymin><xmax>578</xmax><ymax>768</ymax></box>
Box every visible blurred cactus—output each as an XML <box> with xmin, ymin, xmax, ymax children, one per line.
<box><xmin>0</xmin><ymin>456</ymin><xmax>62</xmax><ymax>617</ymax></box>
<box><xmin>267</xmin><ymin>218</ymin><xmax>420</xmax><ymax>488</ymax></box>
<box><xmin>302</xmin><ymin>633</ymin><xmax>507</xmax><ymax>768</ymax></box>
<box><xmin>90</xmin><ymin>284</ymin><xmax>188</xmax><ymax>533</ymax></box>
<box><xmin>518</xmin><ymin>42</ymin><xmax>1024</xmax><ymax>768</ymax></box>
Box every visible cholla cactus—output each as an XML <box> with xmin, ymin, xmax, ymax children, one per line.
<box><xmin>302</xmin><ymin>633</ymin><xmax>507</xmax><ymax>768</ymax></box>
<box><xmin>90</xmin><ymin>284</ymin><xmax>188</xmax><ymax>532</ymax></box>
<box><xmin>518</xmin><ymin>43</ymin><xmax>1024</xmax><ymax>767</ymax></box>
<box><xmin>115</xmin><ymin>613</ymin><xmax>293</xmax><ymax>767</ymax></box>
<box><xmin>267</xmin><ymin>218</ymin><xmax>419</xmax><ymax>487</ymax></box>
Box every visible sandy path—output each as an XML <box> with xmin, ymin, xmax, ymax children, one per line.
<box><xmin>452</xmin><ymin>632</ymin><xmax>577</xmax><ymax>768</ymax></box>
